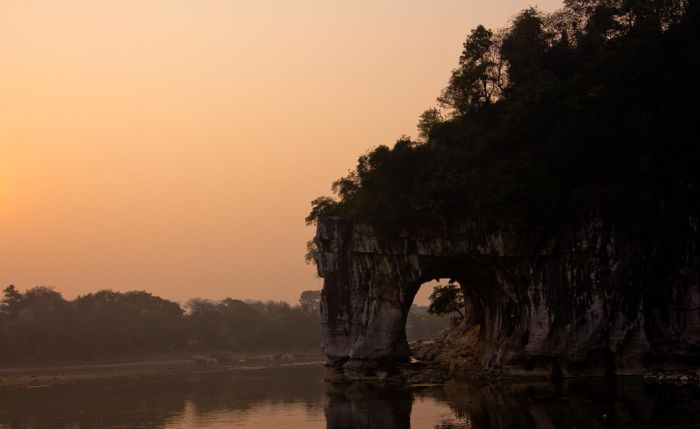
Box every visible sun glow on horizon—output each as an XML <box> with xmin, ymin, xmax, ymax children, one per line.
<box><xmin>0</xmin><ymin>0</ymin><xmax>565</xmax><ymax>303</ymax></box>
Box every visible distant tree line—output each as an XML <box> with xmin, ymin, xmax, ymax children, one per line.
<box><xmin>0</xmin><ymin>285</ymin><xmax>322</xmax><ymax>364</ymax></box>
<box><xmin>0</xmin><ymin>286</ymin><xmax>449</xmax><ymax>364</ymax></box>
<box><xmin>405</xmin><ymin>304</ymin><xmax>452</xmax><ymax>342</ymax></box>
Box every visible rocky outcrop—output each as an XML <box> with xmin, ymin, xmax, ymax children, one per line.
<box><xmin>313</xmin><ymin>216</ymin><xmax>700</xmax><ymax>381</ymax></box>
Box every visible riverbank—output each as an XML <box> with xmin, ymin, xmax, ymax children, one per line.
<box><xmin>0</xmin><ymin>351</ymin><xmax>325</xmax><ymax>389</ymax></box>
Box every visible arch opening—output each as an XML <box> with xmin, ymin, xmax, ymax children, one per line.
<box><xmin>404</xmin><ymin>279</ymin><xmax>461</xmax><ymax>343</ymax></box>
<box><xmin>316</xmin><ymin>218</ymin><xmax>534</xmax><ymax>381</ymax></box>
<box><xmin>400</xmin><ymin>265</ymin><xmax>494</xmax><ymax>371</ymax></box>
<box><xmin>391</xmin><ymin>256</ymin><xmax>530</xmax><ymax>376</ymax></box>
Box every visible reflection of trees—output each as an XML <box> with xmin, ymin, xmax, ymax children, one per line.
<box><xmin>0</xmin><ymin>365</ymin><xmax>325</xmax><ymax>429</ymax></box>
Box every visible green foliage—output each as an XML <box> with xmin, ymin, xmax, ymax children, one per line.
<box><xmin>428</xmin><ymin>284</ymin><xmax>465</xmax><ymax>318</ymax></box>
<box><xmin>1</xmin><ymin>285</ymin><xmax>22</xmax><ymax>317</ymax></box>
<box><xmin>417</xmin><ymin>108</ymin><xmax>445</xmax><ymax>140</ymax></box>
<box><xmin>438</xmin><ymin>25</ymin><xmax>506</xmax><ymax>115</ymax></box>
<box><xmin>72</xmin><ymin>290</ymin><xmax>185</xmax><ymax>355</ymax></box>
<box><xmin>308</xmin><ymin>0</ymin><xmax>699</xmax><ymax>237</ymax></box>
<box><xmin>305</xmin><ymin>196</ymin><xmax>339</xmax><ymax>225</ymax></box>
<box><xmin>304</xmin><ymin>240</ymin><xmax>317</xmax><ymax>264</ymax></box>
<box><xmin>0</xmin><ymin>286</ymin><xmax>321</xmax><ymax>364</ymax></box>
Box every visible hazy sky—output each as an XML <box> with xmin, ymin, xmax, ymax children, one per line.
<box><xmin>0</xmin><ymin>0</ymin><xmax>563</xmax><ymax>305</ymax></box>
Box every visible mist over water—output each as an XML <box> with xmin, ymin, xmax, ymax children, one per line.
<box><xmin>1</xmin><ymin>364</ymin><xmax>699</xmax><ymax>428</ymax></box>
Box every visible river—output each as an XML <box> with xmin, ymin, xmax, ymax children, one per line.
<box><xmin>0</xmin><ymin>363</ymin><xmax>698</xmax><ymax>428</ymax></box>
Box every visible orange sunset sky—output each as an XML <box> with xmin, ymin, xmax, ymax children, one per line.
<box><xmin>1</xmin><ymin>0</ymin><xmax>563</xmax><ymax>305</ymax></box>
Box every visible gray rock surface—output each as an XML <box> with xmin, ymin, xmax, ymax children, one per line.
<box><xmin>314</xmin><ymin>216</ymin><xmax>700</xmax><ymax>381</ymax></box>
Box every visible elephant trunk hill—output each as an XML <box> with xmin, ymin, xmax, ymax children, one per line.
<box><xmin>314</xmin><ymin>216</ymin><xmax>700</xmax><ymax>381</ymax></box>
<box><xmin>308</xmin><ymin>1</ymin><xmax>700</xmax><ymax>382</ymax></box>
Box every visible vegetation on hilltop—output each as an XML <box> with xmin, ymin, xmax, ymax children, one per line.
<box><xmin>307</xmin><ymin>0</ymin><xmax>700</xmax><ymax>233</ymax></box>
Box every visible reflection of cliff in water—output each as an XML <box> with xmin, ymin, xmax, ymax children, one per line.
<box><xmin>325</xmin><ymin>385</ymin><xmax>413</xmax><ymax>429</ymax></box>
<box><xmin>325</xmin><ymin>379</ymin><xmax>700</xmax><ymax>429</ymax></box>
<box><xmin>1</xmin><ymin>364</ymin><xmax>699</xmax><ymax>428</ymax></box>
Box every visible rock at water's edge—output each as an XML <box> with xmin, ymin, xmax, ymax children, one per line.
<box><xmin>314</xmin><ymin>216</ymin><xmax>700</xmax><ymax>381</ymax></box>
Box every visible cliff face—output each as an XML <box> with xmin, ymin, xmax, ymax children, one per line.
<box><xmin>313</xmin><ymin>217</ymin><xmax>700</xmax><ymax>381</ymax></box>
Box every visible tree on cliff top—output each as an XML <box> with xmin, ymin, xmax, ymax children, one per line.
<box><xmin>307</xmin><ymin>0</ymin><xmax>699</xmax><ymax>234</ymax></box>
<box><xmin>417</xmin><ymin>108</ymin><xmax>444</xmax><ymax>141</ymax></box>
<box><xmin>438</xmin><ymin>25</ymin><xmax>506</xmax><ymax>115</ymax></box>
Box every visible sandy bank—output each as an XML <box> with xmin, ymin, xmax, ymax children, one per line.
<box><xmin>0</xmin><ymin>352</ymin><xmax>325</xmax><ymax>389</ymax></box>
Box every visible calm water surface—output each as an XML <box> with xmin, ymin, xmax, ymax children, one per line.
<box><xmin>1</xmin><ymin>363</ymin><xmax>699</xmax><ymax>428</ymax></box>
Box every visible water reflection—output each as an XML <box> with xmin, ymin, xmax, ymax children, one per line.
<box><xmin>325</xmin><ymin>385</ymin><xmax>412</xmax><ymax>429</ymax></box>
<box><xmin>0</xmin><ymin>365</ymin><xmax>325</xmax><ymax>429</ymax></box>
<box><xmin>0</xmin><ymin>364</ymin><xmax>699</xmax><ymax>428</ymax></box>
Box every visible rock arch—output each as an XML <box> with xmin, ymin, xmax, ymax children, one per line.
<box><xmin>313</xmin><ymin>217</ymin><xmax>700</xmax><ymax>381</ymax></box>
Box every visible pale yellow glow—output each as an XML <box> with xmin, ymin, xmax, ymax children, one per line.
<box><xmin>0</xmin><ymin>0</ymin><xmax>564</xmax><ymax>304</ymax></box>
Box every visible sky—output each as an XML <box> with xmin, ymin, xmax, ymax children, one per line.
<box><xmin>0</xmin><ymin>0</ymin><xmax>564</xmax><ymax>305</ymax></box>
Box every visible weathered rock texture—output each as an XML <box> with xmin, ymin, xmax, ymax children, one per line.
<box><xmin>314</xmin><ymin>217</ymin><xmax>700</xmax><ymax>380</ymax></box>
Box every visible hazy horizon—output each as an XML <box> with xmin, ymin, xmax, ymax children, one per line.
<box><xmin>0</xmin><ymin>0</ymin><xmax>563</xmax><ymax>305</ymax></box>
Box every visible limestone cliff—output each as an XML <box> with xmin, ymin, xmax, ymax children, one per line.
<box><xmin>313</xmin><ymin>216</ymin><xmax>700</xmax><ymax>381</ymax></box>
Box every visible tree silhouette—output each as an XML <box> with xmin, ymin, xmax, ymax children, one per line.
<box><xmin>428</xmin><ymin>284</ymin><xmax>465</xmax><ymax>318</ymax></box>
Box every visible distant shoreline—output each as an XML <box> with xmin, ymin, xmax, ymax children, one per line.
<box><xmin>0</xmin><ymin>352</ymin><xmax>325</xmax><ymax>389</ymax></box>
